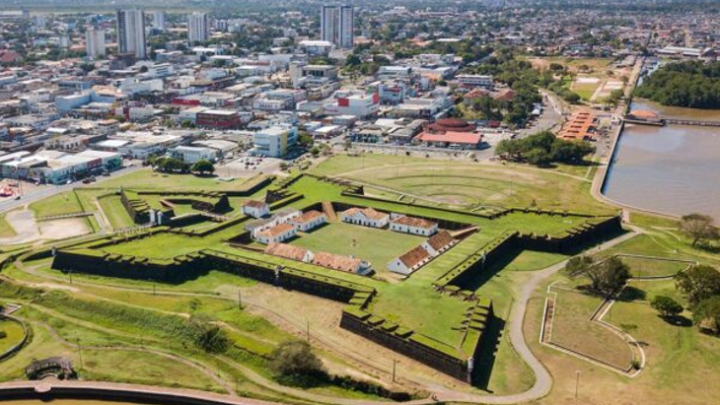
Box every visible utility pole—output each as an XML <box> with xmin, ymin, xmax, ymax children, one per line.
<box><xmin>77</xmin><ymin>338</ymin><xmax>83</xmax><ymax>370</ymax></box>
<box><xmin>392</xmin><ymin>358</ymin><xmax>398</xmax><ymax>382</ymax></box>
<box><xmin>68</xmin><ymin>270</ymin><xmax>73</xmax><ymax>285</ymax></box>
<box><xmin>575</xmin><ymin>370</ymin><xmax>581</xmax><ymax>401</ymax></box>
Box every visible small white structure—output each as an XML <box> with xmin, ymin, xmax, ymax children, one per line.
<box><xmin>264</xmin><ymin>243</ymin><xmax>314</xmax><ymax>263</ymax></box>
<box><xmin>390</xmin><ymin>215</ymin><xmax>438</xmax><ymax>236</ymax></box>
<box><xmin>340</xmin><ymin>207</ymin><xmax>389</xmax><ymax>228</ymax></box>
<box><xmin>242</xmin><ymin>200</ymin><xmax>270</xmax><ymax>219</ymax></box>
<box><xmin>388</xmin><ymin>246</ymin><xmax>432</xmax><ymax>275</ymax></box>
<box><xmin>291</xmin><ymin>210</ymin><xmax>327</xmax><ymax>232</ymax></box>
<box><xmin>274</xmin><ymin>207</ymin><xmax>302</xmax><ymax>224</ymax></box>
<box><xmin>255</xmin><ymin>223</ymin><xmax>297</xmax><ymax>244</ymax></box>
<box><xmin>422</xmin><ymin>230</ymin><xmax>457</xmax><ymax>257</ymax></box>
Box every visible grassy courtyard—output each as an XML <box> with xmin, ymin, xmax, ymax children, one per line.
<box><xmin>0</xmin><ymin>318</ymin><xmax>25</xmax><ymax>354</ymax></box>
<box><xmin>290</xmin><ymin>222</ymin><xmax>425</xmax><ymax>274</ymax></box>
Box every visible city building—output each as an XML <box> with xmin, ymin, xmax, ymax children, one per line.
<box><xmin>116</xmin><ymin>9</ymin><xmax>147</xmax><ymax>59</ymax></box>
<box><xmin>152</xmin><ymin>10</ymin><xmax>166</xmax><ymax>31</ymax></box>
<box><xmin>169</xmin><ymin>146</ymin><xmax>218</xmax><ymax>164</ymax></box>
<box><xmin>85</xmin><ymin>27</ymin><xmax>106</xmax><ymax>59</ymax></box>
<box><xmin>321</xmin><ymin>5</ymin><xmax>354</xmax><ymax>49</ymax></box>
<box><xmin>252</xmin><ymin>125</ymin><xmax>298</xmax><ymax>158</ymax></box>
<box><xmin>195</xmin><ymin>109</ymin><xmax>242</xmax><ymax>129</ymax></box>
<box><xmin>324</xmin><ymin>91</ymin><xmax>380</xmax><ymax>119</ymax></box>
<box><xmin>456</xmin><ymin>74</ymin><xmax>494</xmax><ymax>89</ymax></box>
<box><xmin>188</xmin><ymin>13</ymin><xmax>209</xmax><ymax>43</ymax></box>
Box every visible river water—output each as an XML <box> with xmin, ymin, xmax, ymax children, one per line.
<box><xmin>602</xmin><ymin>100</ymin><xmax>720</xmax><ymax>221</ymax></box>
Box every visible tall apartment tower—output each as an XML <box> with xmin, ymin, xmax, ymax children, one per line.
<box><xmin>116</xmin><ymin>9</ymin><xmax>147</xmax><ymax>59</ymax></box>
<box><xmin>321</xmin><ymin>4</ymin><xmax>354</xmax><ymax>49</ymax></box>
<box><xmin>85</xmin><ymin>27</ymin><xmax>106</xmax><ymax>59</ymax></box>
<box><xmin>188</xmin><ymin>13</ymin><xmax>209</xmax><ymax>43</ymax></box>
<box><xmin>153</xmin><ymin>11</ymin><xmax>166</xmax><ymax>31</ymax></box>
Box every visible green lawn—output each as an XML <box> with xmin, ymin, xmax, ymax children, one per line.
<box><xmin>98</xmin><ymin>169</ymin><xmax>261</xmax><ymax>191</ymax></box>
<box><xmin>29</xmin><ymin>191</ymin><xmax>84</xmax><ymax>217</ymax></box>
<box><xmin>290</xmin><ymin>222</ymin><xmax>425</xmax><ymax>273</ymax></box>
<box><xmin>550</xmin><ymin>289</ymin><xmax>633</xmax><ymax>370</ymax></box>
<box><xmin>0</xmin><ymin>213</ymin><xmax>17</xmax><ymax>238</ymax></box>
<box><xmin>620</xmin><ymin>256</ymin><xmax>690</xmax><ymax>278</ymax></box>
<box><xmin>98</xmin><ymin>195</ymin><xmax>135</xmax><ymax>229</ymax></box>
<box><xmin>0</xmin><ymin>319</ymin><xmax>25</xmax><ymax>354</ymax></box>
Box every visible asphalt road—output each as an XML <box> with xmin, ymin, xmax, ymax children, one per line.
<box><xmin>0</xmin><ymin>165</ymin><xmax>143</xmax><ymax>213</ymax></box>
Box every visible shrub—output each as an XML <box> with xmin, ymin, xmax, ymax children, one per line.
<box><xmin>270</xmin><ymin>340</ymin><xmax>326</xmax><ymax>379</ymax></box>
<box><xmin>0</xmin><ymin>331</ymin><xmax>6</xmax><ymax>339</ymax></box>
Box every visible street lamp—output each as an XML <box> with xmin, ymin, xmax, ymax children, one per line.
<box><xmin>575</xmin><ymin>370</ymin><xmax>581</xmax><ymax>401</ymax></box>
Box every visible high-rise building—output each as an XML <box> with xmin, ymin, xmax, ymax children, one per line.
<box><xmin>85</xmin><ymin>27</ymin><xmax>106</xmax><ymax>59</ymax></box>
<box><xmin>152</xmin><ymin>11</ymin><xmax>166</xmax><ymax>31</ymax></box>
<box><xmin>320</xmin><ymin>4</ymin><xmax>354</xmax><ymax>49</ymax></box>
<box><xmin>188</xmin><ymin>13</ymin><xmax>209</xmax><ymax>43</ymax></box>
<box><xmin>116</xmin><ymin>9</ymin><xmax>147</xmax><ymax>59</ymax></box>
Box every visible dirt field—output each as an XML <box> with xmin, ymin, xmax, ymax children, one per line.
<box><xmin>37</xmin><ymin>217</ymin><xmax>90</xmax><ymax>240</ymax></box>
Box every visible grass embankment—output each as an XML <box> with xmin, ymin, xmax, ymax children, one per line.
<box><xmin>98</xmin><ymin>170</ymin><xmax>261</xmax><ymax>191</ymax></box>
<box><xmin>0</xmin><ymin>213</ymin><xmax>17</xmax><ymax>238</ymax></box>
<box><xmin>309</xmin><ymin>154</ymin><xmax>613</xmax><ymax>215</ymax></box>
<box><xmin>29</xmin><ymin>191</ymin><xmax>85</xmax><ymax>217</ymax></box>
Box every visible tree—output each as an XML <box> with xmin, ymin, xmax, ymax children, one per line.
<box><xmin>345</xmin><ymin>54</ymin><xmax>361</xmax><ymax>67</ymax></box>
<box><xmin>570</xmin><ymin>256</ymin><xmax>630</xmax><ymax>297</ymax></box>
<box><xmin>191</xmin><ymin>159</ymin><xmax>215</xmax><ymax>176</ymax></box>
<box><xmin>693</xmin><ymin>295</ymin><xmax>720</xmax><ymax>333</ymax></box>
<box><xmin>564</xmin><ymin>255</ymin><xmax>595</xmax><ymax>277</ymax></box>
<box><xmin>270</xmin><ymin>340</ymin><xmax>326</xmax><ymax>378</ymax></box>
<box><xmin>651</xmin><ymin>296</ymin><xmax>684</xmax><ymax>318</ymax></box>
<box><xmin>676</xmin><ymin>265</ymin><xmax>720</xmax><ymax>306</ymax></box>
<box><xmin>589</xmin><ymin>257</ymin><xmax>630</xmax><ymax>296</ymax></box>
<box><xmin>679</xmin><ymin>213</ymin><xmax>720</xmax><ymax>247</ymax></box>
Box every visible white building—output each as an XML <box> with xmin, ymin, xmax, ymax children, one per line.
<box><xmin>253</xmin><ymin>125</ymin><xmax>298</xmax><ymax>158</ymax></box>
<box><xmin>169</xmin><ymin>146</ymin><xmax>218</xmax><ymax>164</ymax></box>
<box><xmin>188</xmin><ymin>13</ymin><xmax>209</xmax><ymax>43</ymax></box>
<box><xmin>153</xmin><ymin>11</ymin><xmax>166</xmax><ymax>31</ymax></box>
<box><xmin>298</xmin><ymin>40</ymin><xmax>333</xmax><ymax>56</ymax></box>
<box><xmin>85</xmin><ymin>27</ymin><xmax>106</xmax><ymax>59</ymax></box>
<box><xmin>321</xmin><ymin>5</ymin><xmax>353</xmax><ymax>49</ymax></box>
<box><xmin>387</xmin><ymin>246</ymin><xmax>431</xmax><ymax>275</ymax></box>
<box><xmin>389</xmin><ymin>215</ymin><xmax>438</xmax><ymax>236</ymax></box>
<box><xmin>290</xmin><ymin>210</ymin><xmax>327</xmax><ymax>232</ymax></box>
<box><xmin>255</xmin><ymin>223</ymin><xmax>297</xmax><ymax>244</ymax></box>
<box><xmin>456</xmin><ymin>74</ymin><xmax>494</xmax><ymax>88</ymax></box>
<box><xmin>116</xmin><ymin>9</ymin><xmax>147</xmax><ymax>59</ymax></box>
<box><xmin>324</xmin><ymin>91</ymin><xmax>380</xmax><ymax>119</ymax></box>
<box><xmin>242</xmin><ymin>200</ymin><xmax>270</xmax><ymax>219</ymax></box>
<box><xmin>340</xmin><ymin>207</ymin><xmax>389</xmax><ymax>228</ymax></box>
<box><xmin>421</xmin><ymin>231</ymin><xmax>457</xmax><ymax>257</ymax></box>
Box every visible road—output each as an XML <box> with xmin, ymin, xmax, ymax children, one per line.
<box><xmin>0</xmin><ymin>165</ymin><xmax>143</xmax><ymax>213</ymax></box>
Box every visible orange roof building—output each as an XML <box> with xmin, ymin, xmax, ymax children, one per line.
<box><xmin>557</xmin><ymin>110</ymin><xmax>598</xmax><ymax>141</ymax></box>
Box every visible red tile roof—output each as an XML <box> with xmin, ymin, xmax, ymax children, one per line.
<box><xmin>312</xmin><ymin>252</ymin><xmax>362</xmax><ymax>273</ymax></box>
<box><xmin>426</xmin><ymin>230</ymin><xmax>455</xmax><ymax>251</ymax></box>
<box><xmin>391</xmin><ymin>216</ymin><xmax>436</xmax><ymax>229</ymax></box>
<box><xmin>398</xmin><ymin>246</ymin><xmax>431</xmax><ymax>269</ymax></box>
<box><xmin>292</xmin><ymin>210</ymin><xmax>325</xmax><ymax>224</ymax></box>
<box><xmin>264</xmin><ymin>243</ymin><xmax>309</xmax><ymax>261</ymax></box>
<box><xmin>416</xmin><ymin>131</ymin><xmax>483</xmax><ymax>145</ymax></box>
<box><xmin>257</xmin><ymin>223</ymin><xmax>294</xmax><ymax>238</ymax></box>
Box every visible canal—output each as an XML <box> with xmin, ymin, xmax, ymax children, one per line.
<box><xmin>603</xmin><ymin>100</ymin><xmax>720</xmax><ymax>221</ymax></box>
